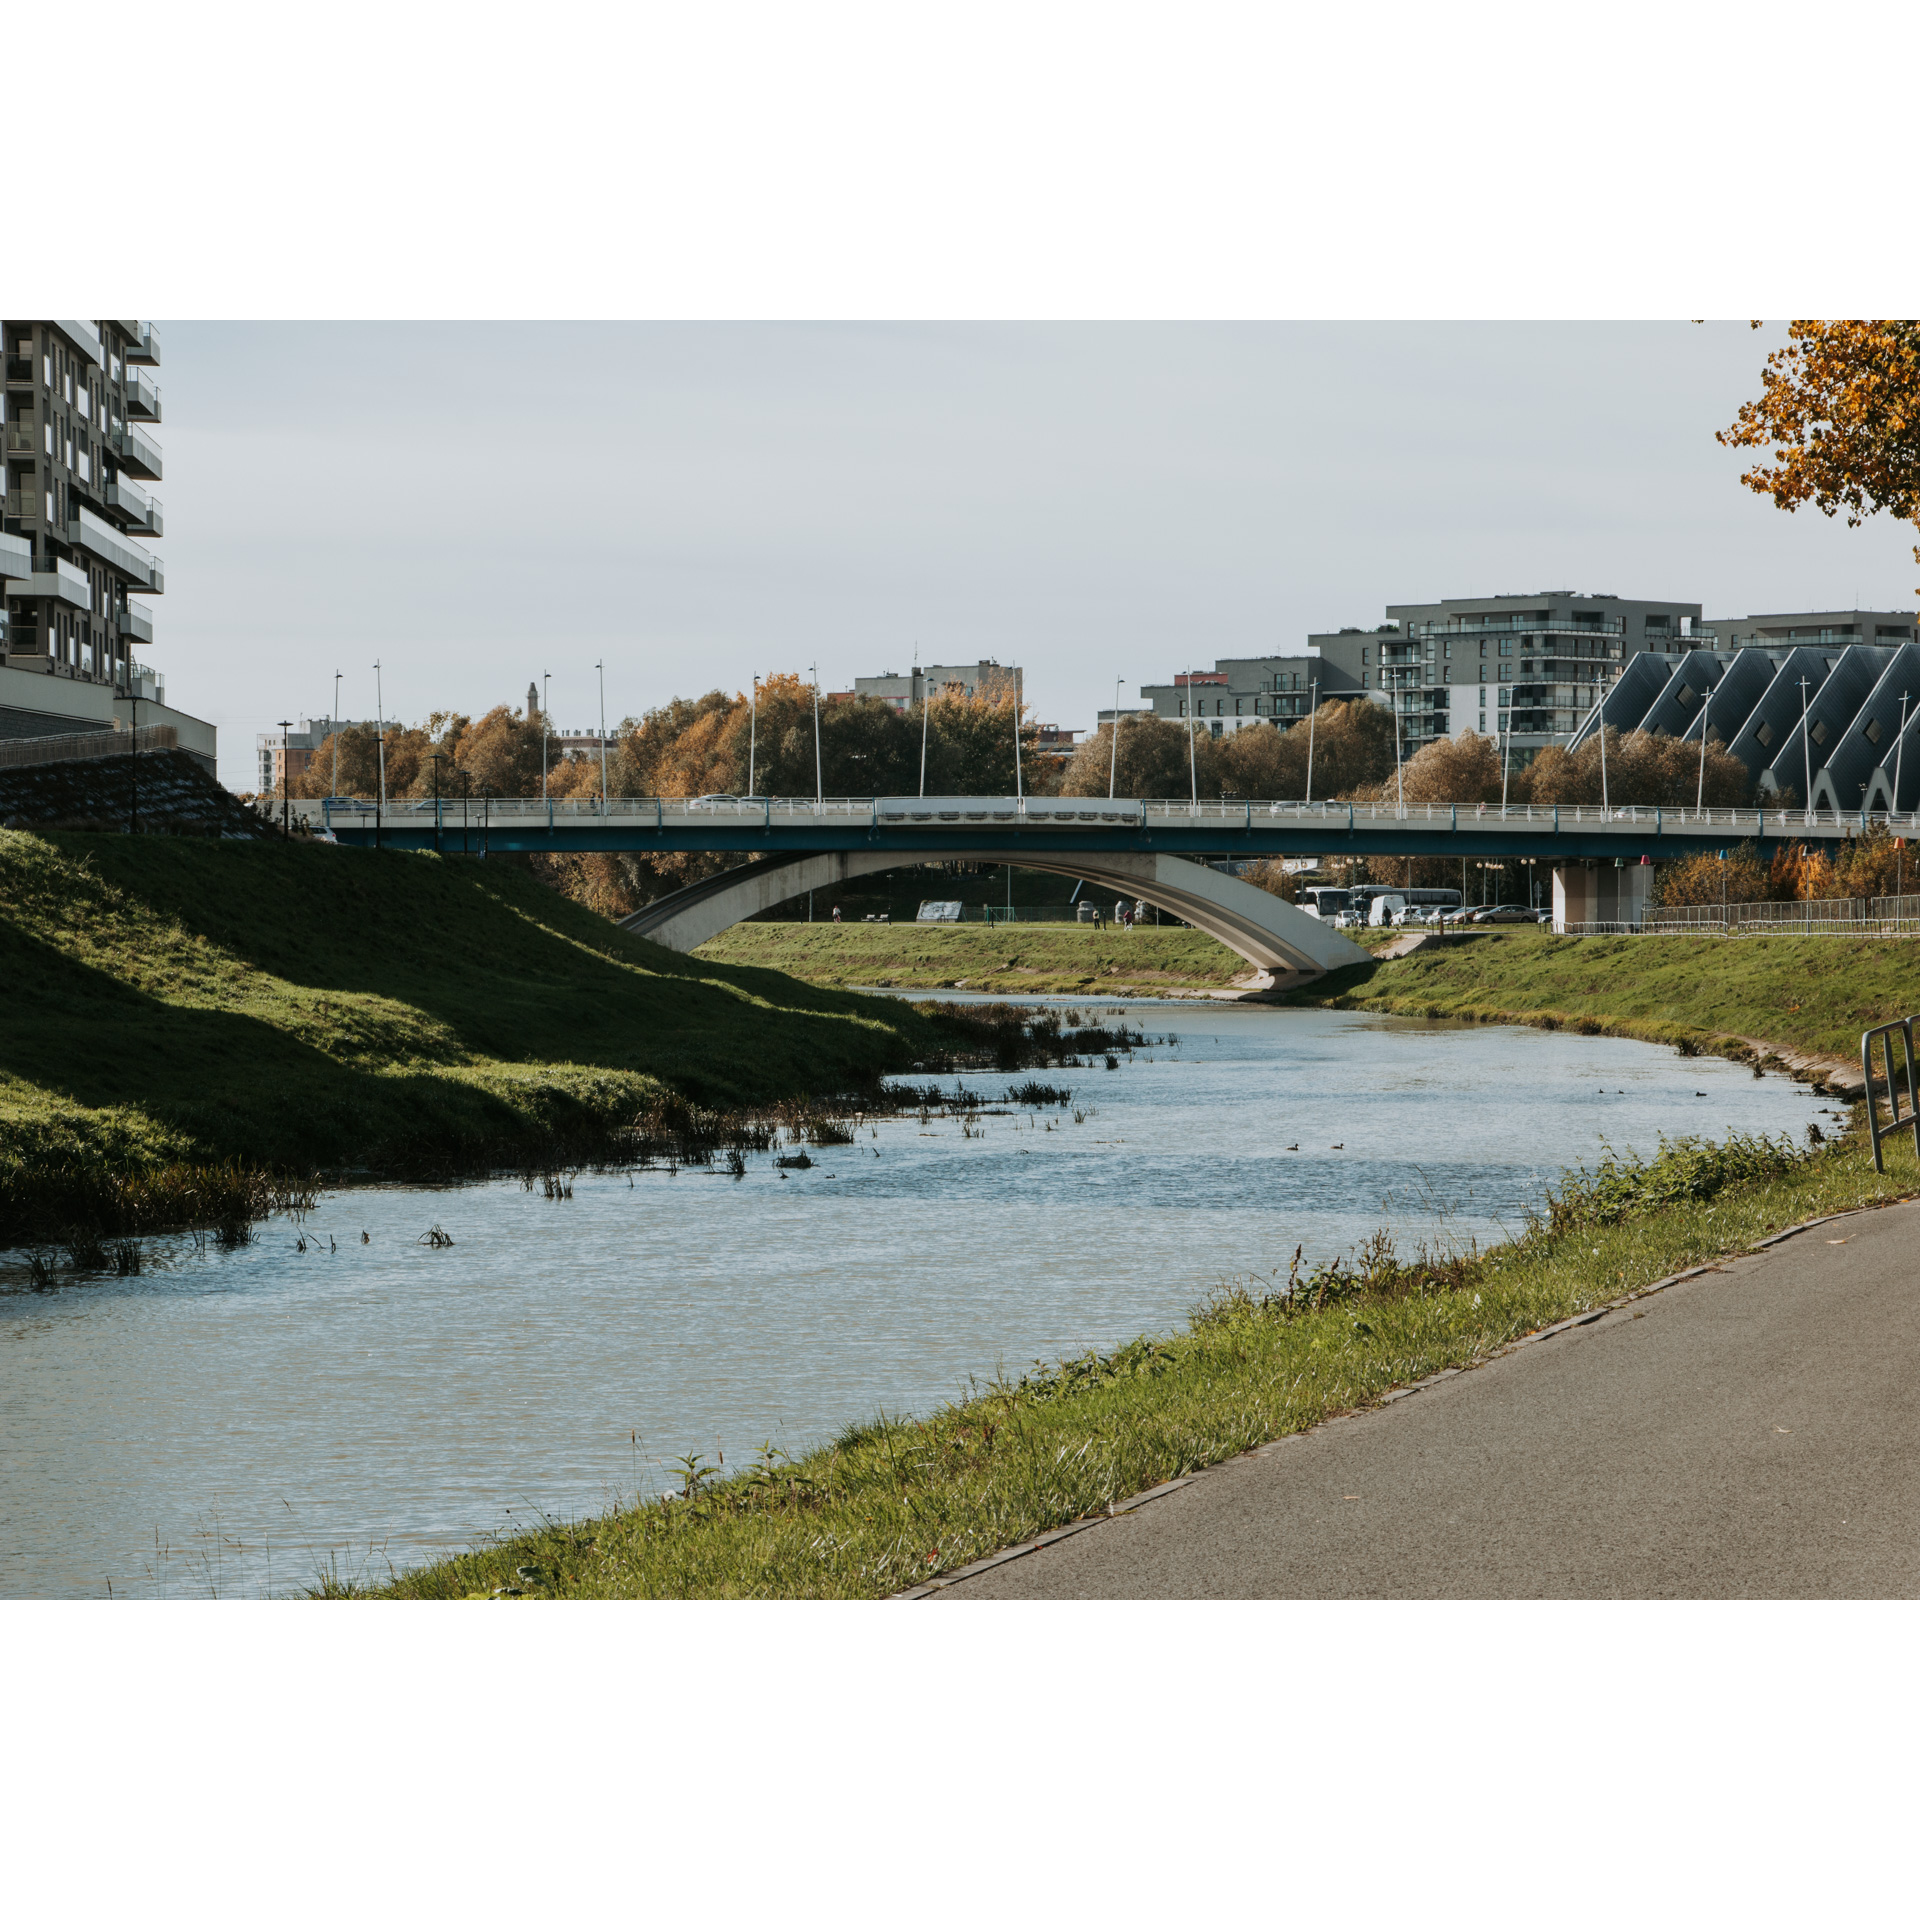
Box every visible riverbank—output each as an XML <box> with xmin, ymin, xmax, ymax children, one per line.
<box><xmin>694</xmin><ymin>922</ymin><xmax>1262</xmax><ymax>994</ymax></box>
<box><xmin>1288</xmin><ymin>929</ymin><xmax>1920</xmax><ymax>1088</ymax></box>
<box><xmin>0</xmin><ymin>832</ymin><xmax>1076</xmax><ymax>1244</ymax></box>
<box><xmin>370</xmin><ymin>1125</ymin><xmax>1917</xmax><ymax>1600</ymax></box>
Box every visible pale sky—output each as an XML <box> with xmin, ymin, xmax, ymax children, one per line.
<box><xmin>157</xmin><ymin>323</ymin><xmax>1920</xmax><ymax>789</ymax></box>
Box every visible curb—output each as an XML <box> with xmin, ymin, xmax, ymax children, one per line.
<box><xmin>891</xmin><ymin>1203</ymin><xmax>1903</xmax><ymax>1600</ymax></box>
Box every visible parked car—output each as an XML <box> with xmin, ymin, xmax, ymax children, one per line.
<box><xmin>1334</xmin><ymin>910</ymin><xmax>1366</xmax><ymax>929</ymax></box>
<box><xmin>1471</xmin><ymin>907</ymin><xmax>1536</xmax><ymax>925</ymax></box>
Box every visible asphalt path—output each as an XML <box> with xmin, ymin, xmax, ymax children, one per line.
<box><xmin>933</xmin><ymin>1201</ymin><xmax>1920</xmax><ymax>1599</ymax></box>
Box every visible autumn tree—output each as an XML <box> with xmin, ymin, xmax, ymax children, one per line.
<box><xmin>1058</xmin><ymin>714</ymin><xmax>1221</xmax><ymax>800</ymax></box>
<box><xmin>1524</xmin><ymin>728</ymin><xmax>1751</xmax><ymax>808</ymax></box>
<box><xmin>1719</xmin><ymin>320</ymin><xmax>1920</xmax><ymax>593</ymax></box>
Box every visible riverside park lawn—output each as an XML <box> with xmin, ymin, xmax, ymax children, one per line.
<box><xmin>693</xmin><ymin>921</ymin><xmax>1258</xmax><ymax>994</ymax></box>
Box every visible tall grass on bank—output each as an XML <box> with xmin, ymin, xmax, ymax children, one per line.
<box><xmin>370</xmin><ymin>1126</ymin><xmax>1910</xmax><ymax>1601</ymax></box>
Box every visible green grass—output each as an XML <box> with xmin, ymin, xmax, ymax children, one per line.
<box><xmin>368</xmin><ymin>1126</ymin><xmax>1917</xmax><ymax>1599</ymax></box>
<box><xmin>694</xmin><ymin>921</ymin><xmax>1254</xmax><ymax>994</ymax></box>
<box><xmin>0</xmin><ymin>832</ymin><xmax>1014</xmax><ymax>1241</ymax></box>
<box><xmin>1289</xmin><ymin>928</ymin><xmax>1920</xmax><ymax>1070</ymax></box>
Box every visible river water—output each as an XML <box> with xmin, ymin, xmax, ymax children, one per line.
<box><xmin>1</xmin><ymin>1004</ymin><xmax>1824</xmax><ymax>1598</ymax></box>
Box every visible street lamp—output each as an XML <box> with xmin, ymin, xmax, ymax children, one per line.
<box><xmin>596</xmin><ymin>659</ymin><xmax>609</xmax><ymax>808</ymax></box>
<box><xmin>1109</xmin><ymin>675</ymin><xmax>1122</xmax><ymax>800</ymax></box>
<box><xmin>749</xmin><ymin>674</ymin><xmax>759</xmax><ymax>799</ymax></box>
<box><xmin>917</xmin><ymin>662</ymin><xmax>930</xmax><ymax>798</ymax></box>
<box><xmin>278</xmin><ymin>720</ymin><xmax>293</xmax><ymax>837</ymax></box>
<box><xmin>1185</xmin><ymin>670</ymin><xmax>1198</xmax><ymax>807</ymax></box>
<box><xmin>1012</xmin><ymin>664</ymin><xmax>1023</xmax><ymax>804</ymax></box>
<box><xmin>541</xmin><ymin>670</ymin><xmax>551</xmax><ymax>804</ymax></box>
<box><xmin>427</xmin><ymin>749</ymin><xmax>446</xmax><ymax>851</ymax></box>
<box><xmin>331</xmin><ymin>670</ymin><xmax>341</xmax><ymax>802</ymax></box>
<box><xmin>1304</xmin><ymin>678</ymin><xmax>1318</xmax><ymax>806</ymax></box>
<box><xmin>810</xmin><ymin>663</ymin><xmax>823</xmax><ymax>804</ymax></box>
<box><xmin>1798</xmin><ymin>675</ymin><xmax>1813</xmax><ymax>824</ymax></box>
<box><xmin>373</xmin><ymin>659</ymin><xmax>386</xmax><ymax>852</ymax></box>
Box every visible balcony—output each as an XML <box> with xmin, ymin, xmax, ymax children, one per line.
<box><xmin>0</xmin><ymin>530</ymin><xmax>30</xmax><ymax>580</ymax></box>
<box><xmin>117</xmin><ymin>322</ymin><xmax>160</xmax><ymax>366</ymax></box>
<box><xmin>118</xmin><ymin>603</ymin><xmax>154</xmax><ymax>645</ymax></box>
<box><xmin>5</xmin><ymin>422</ymin><xmax>36</xmax><ymax>455</ymax></box>
<box><xmin>124</xmin><ymin>367</ymin><xmax>162</xmax><ymax>422</ymax></box>
<box><xmin>103</xmin><ymin>477</ymin><xmax>163</xmax><ymax>536</ymax></box>
<box><xmin>69</xmin><ymin>507</ymin><xmax>156</xmax><ymax>585</ymax></box>
<box><xmin>11</xmin><ymin>557</ymin><xmax>92</xmax><ymax>609</ymax></box>
<box><xmin>52</xmin><ymin>320</ymin><xmax>103</xmax><ymax>369</ymax></box>
<box><xmin>1409</xmin><ymin>616</ymin><xmax>1626</xmax><ymax>639</ymax></box>
<box><xmin>109</xmin><ymin>421</ymin><xmax>163</xmax><ymax>481</ymax></box>
<box><xmin>5</xmin><ymin>356</ymin><xmax>30</xmax><ymax>384</ymax></box>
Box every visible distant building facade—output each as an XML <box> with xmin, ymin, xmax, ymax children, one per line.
<box><xmin>853</xmin><ymin>661</ymin><xmax>1023</xmax><ymax>708</ymax></box>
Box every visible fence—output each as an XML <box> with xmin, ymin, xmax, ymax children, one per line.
<box><xmin>1862</xmin><ymin>1018</ymin><xmax>1920</xmax><ymax>1172</ymax></box>
<box><xmin>0</xmin><ymin>725</ymin><xmax>177</xmax><ymax>771</ymax></box>
<box><xmin>1619</xmin><ymin>897</ymin><xmax>1920</xmax><ymax>938</ymax></box>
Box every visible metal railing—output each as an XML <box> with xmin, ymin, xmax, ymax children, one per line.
<box><xmin>305</xmin><ymin>794</ymin><xmax>1920</xmax><ymax>836</ymax></box>
<box><xmin>1408</xmin><ymin>617</ymin><xmax>1625</xmax><ymax>639</ymax></box>
<box><xmin>1862</xmin><ymin>1018</ymin><xmax>1920</xmax><ymax>1172</ymax></box>
<box><xmin>0</xmin><ymin>723</ymin><xmax>176</xmax><ymax>770</ymax></box>
<box><xmin>1638</xmin><ymin>897</ymin><xmax>1920</xmax><ymax>937</ymax></box>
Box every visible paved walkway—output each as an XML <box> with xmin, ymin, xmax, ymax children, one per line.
<box><xmin>934</xmin><ymin>1202</ymin><xmax>1920</xmax><ymax>1600</ymax></box>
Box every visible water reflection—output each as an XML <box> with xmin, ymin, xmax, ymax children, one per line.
<box><xmin>0</xmin><ymin>1004</ymin><xmax>1823</xmax><ymax>1597</ymax></box>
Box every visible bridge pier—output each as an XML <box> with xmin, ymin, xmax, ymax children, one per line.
<box><xmin>1552</xmin><ymin>859</ymin><xmax>1652</xmax><ymax>931</ymax></box>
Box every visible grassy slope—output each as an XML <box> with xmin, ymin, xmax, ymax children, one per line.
<box><xmin>0</xmin><ymin>832</ymin><xmax>966</xmax><ymax>1202</ymax></box>
<box><xmin>1291</xmin><ymin>928</ymin><xmax>1920</xmax><ymax>1067</ymax></box>
<box><xmin>695</xmin><ymin>922</ymin><xmax>1253</xmax><ymax>994</ymax></box>
<box><xmin>382</xmin><ymin>1132</ymin><xmax>1919</xmax><ymax>1599</ymax></box>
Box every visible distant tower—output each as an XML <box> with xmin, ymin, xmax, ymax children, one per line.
<box><xmin>527</xmin><ymin>680</ymin><xmax>539</xmax><ymax>717</ymax></box>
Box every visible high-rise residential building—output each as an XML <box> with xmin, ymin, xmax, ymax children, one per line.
<box><xmin>1</xmin><ymin>320</ymin><xmax>216</xmax><ymax>773</ymax></box>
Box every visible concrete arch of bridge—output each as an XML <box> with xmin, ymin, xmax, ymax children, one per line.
<box><xmin>620</xmin><ymin>850</ymin><xmax>1368</xmax><ymax>983</ymax></box>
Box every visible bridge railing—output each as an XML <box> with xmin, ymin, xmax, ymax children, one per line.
<box><xmin>1584</xmin><ymin>897</ymin><xmax>1920</xmax><ymax>939</ymax></box>
<box><xmin>301</xmin><ymin>794</ymin><xmax>1920</xmax><ymax>837</ymax></box>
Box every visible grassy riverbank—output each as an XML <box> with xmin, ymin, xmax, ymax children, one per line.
<box><xmin>694</xmin><ymin>922</ymin><xmax>1255</xmax><ymax>994</ymax></box>
<box><xmin>1293</xmin><ymin>929</ymin><xmax>1920</xmax><ymax>1070</ymax></box>
<box><xmin>371</xmin><ymin>1126</ymin><xmax>1917</xmax><ymax>1600</ymax></box>
<box><xmin>0</xmin><ymin>832</ymin><xmax>1040</xmax><ymax>1243</ymax></box>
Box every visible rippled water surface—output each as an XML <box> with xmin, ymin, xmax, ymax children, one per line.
<box><xmin>1</xmin><ymin>1004</ymin><xmax>1823</xmax><ymax>1597</ymax></box>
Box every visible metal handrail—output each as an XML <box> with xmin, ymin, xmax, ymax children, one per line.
<box><xmin>304</xmin><ymin>793</ymin><xmax>1920</xmax><ymax>835</ymax></box>
<box><xmin>1862</xmin><ymin>1017</ymin><xmax>1920</xmax><ymax>1173</ymax></box>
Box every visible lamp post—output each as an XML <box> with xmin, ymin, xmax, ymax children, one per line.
<box><xmin>427</xmin><ymin>749</ymin><xmax>446</xmax><ymax>851</ymax></box>
<box><xmin>917</xmin><ymin>664</ymin><xmax>930</xmax><ymax>798</ymax></box>
<box><xmin>748</xmin><ymin>674</ymin><xmax>759</xmax><ymax>799</ymax></box>
<box><xmin>127</xmin><ymin>683</ymin><xmax>139</xmax><ymax>834</ymax></box>
<box><xmin>596</xmin><ymin>659</ymin><xmax>609</xmax><ymax>809</ymax></box>
<box><xmin>1012</xmin><ymin>666</ymin><xmax>1023</xmax><ymax>804</ymax></box>
<box><xmin>1390</xmin><ymin>655</ymin><xmax>1405</xmax><ymax>815</ymax></box>
<box><xmin>1108</xmin><ymin>676</ymin><xmax>1122</xmax><ymax>799</ymax></box>
<box><xmin>1799</xmin><ymin>675</ymin><xmax>1813</xmax><ymax>824</ymax></box>
<box><xmin>278</xmin><ymin>720</ymin><xmax>292</xmax><ymax>837</ymax></box>
<box><xmin>541</xmin><ymin>670</ymin><xmax>551</xmax><ymax>804</ymax></box>
<box><xmin>810</xmin><ymin>663</ymin><xmax>823</xmax><ymax>804</ymax></box>
<box><xmin>1898</xmin><ymin>696</ymin><xmax>1911</xmax><ymax>873</ymax></box>
<box><xmin>331</xmin><ymin>670</ymin><xmax>341</xmax><ymax>802</ymax></box>
<box><xmin>1304</xmin><ymin>678</ymin><xmax>1317</xmax><ymax>806</ymax></box>
<box><xmin>1501</xmin><ymin>699</ymin><xmax>1512</xmax><ymax>810</ymax></box>
<box><xmin>1185</xmin><ymin>671</ymin><xmax>1198</xmax><ymax>807</ymax></box>
<box><xmin>1696</xmin><ymin>683</ymin><xmax>1710</xmax><ymax>818</ymax></box>
<box><xmin>373</xmin><ymin>659</ymin><xmax>386</xmax><ymax>851</ymax></box>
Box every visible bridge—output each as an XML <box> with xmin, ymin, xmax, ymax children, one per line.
<box><xmin>298</xmin><ymin>792</ymin><xmax>1900</xmax><ymax>978</ymax></box>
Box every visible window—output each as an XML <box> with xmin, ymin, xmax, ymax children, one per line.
<box><xmin>1236</xmin><ymin>699</ymin><xmax>1245</xmax><ymax>716</ymax></box>
<box><xmin>1499</xmin><ymin>636</ymin><xmax>1514</xmax><ymax>656</ymax></box>
<box><xmin>1361</xmin><ymin>671</ymin><xmax>1370</xmax><ymax>689</ymax></box>
<box><xmin>1210</xmin><ymin>721</ymin><xmax>1223</xmax><ymax>739</ymax></box>
<box><xmin>1362</xmin><ymin>648</ymin><xmax>1370</xmax><ymax>665</ymax></box>
<box><xmin>1478</xmin><ymin>685</ymin><xmax>1486</xmax><ymax>706</ymax></box>
<box><xmin>1498</xmin><ymin>687</ymin><xmax>1510</xmax><ymax>706</ymax></box>
<box><xmin>1499</xmin><ymin>662</ymin><xmax>1513</xmax><ymax>681</ymax></box>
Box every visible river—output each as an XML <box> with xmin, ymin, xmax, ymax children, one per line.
<box><xmin>0</xmin><ymin>1003</ymin><xmax>1825</xmax><ymax>1598</ymax></box>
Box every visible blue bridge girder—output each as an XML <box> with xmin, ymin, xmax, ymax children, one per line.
<box><xmin>299</xmin><ymin>793</ymin><xmax>1903</xmax><ymax>863</ymax></box>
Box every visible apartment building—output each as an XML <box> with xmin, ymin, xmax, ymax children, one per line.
<box><xmin>1</xmin><ymin>320</ymin><xmax>215</xmax><ymax>773</ymax></box>
<box><xmin>255</xmin><ymin>717</ymin><xmax>382</xmax><ymax>794</ymax></box>
<box><xmin>1138</xmin><ymin>658</ymin><xmax>1326</xmax><ymax>734</ymax></box>
<box><xmin>1308</xmin><ymin>592</ymin><xmax>1705</xmax><ymax>765</ymax></box>
<box><xmin>853</xmin><ymin>661</ymin><xmax>1023</xmax><ymax>708</ymax></box>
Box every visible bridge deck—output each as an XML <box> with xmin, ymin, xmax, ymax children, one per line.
<box><xmin>297</xmin><ymin>793</ymin><xmax>1903</xmax><ymax>861</ymax></box>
